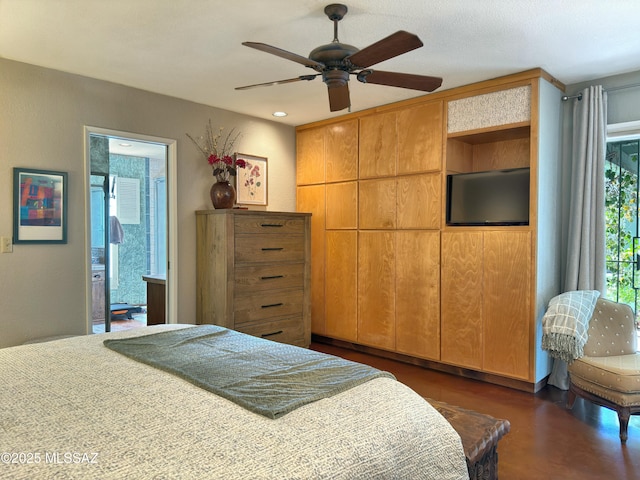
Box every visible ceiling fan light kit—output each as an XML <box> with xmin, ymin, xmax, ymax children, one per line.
<box><xmin>236</xmin><ymin>3</ymin><xmax>443</xmax><ymax>112</ymax></box>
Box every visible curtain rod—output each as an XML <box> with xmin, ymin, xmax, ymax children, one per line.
<box><xmin>562</xmin><ymin>82</ymin><xmax>640</xmax><ymax>101</ymax></box>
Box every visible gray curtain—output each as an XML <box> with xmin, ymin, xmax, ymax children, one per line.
<box><xmin>549</xmin><ymin>85</ymin><xmax>608</xmax><ymax>389</ymax></box>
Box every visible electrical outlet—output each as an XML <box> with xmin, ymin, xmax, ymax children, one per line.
<box><xmin>1</xmin><ymin>236</ymin><xmax>13</xmax><ymax>253</ymax></box>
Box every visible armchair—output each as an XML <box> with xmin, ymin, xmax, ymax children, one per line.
<box><xmin>566</xmin><ymin>297</ymin><xmax>640</xmax><ymax>442</ymax></box>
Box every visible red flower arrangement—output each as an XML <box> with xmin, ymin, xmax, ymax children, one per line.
<box><xmin>187</xmin><ymin>120</ymin><xmax>245</xmax><ymax>182</ymax></box>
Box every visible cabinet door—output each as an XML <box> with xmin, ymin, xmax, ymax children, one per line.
<box><xmin>396</xmin><ymin>231</ymin><xmax>440</xmax><ymax>360</ymax></box>
<box><xmin>397</xmin><ymin>173</ymin><xmax>441</xmax><ymax>229</ymax></box>
<box><xmin>441</xmin><ymin>231</ymin><xmax>483</xmax><ymax>369</ymax></box>
<box><xmin>358</xmin><ymin>231</ymin><xmax>395</xmax><ymax>350</ymax></box>
<box><xmin>326</xmin><ymin>181</ymin><xmax>358</xmax><ymax>229</ymax></box>
<box><xmin>397</xmin><ymin>101</ymin><xmax>443</xmax><ymax>174</ymax></box>
<box><xmin>296</xmin><ymin>185</ymin><xmax>326</xmax><ymax>335</ymax></box>
<box><xmin>325</xmin><ymin>231</ymin><xmax>358</xmax><ymax>341</ymax></box>
<box><xmin>296</xmin><ymin>127</ymin><xmax>325</xmax><ymax>185</ymax></box>
<box><xmin>359</xmin><ymin>178</ymin><xmax>396</xmax><ymax>229</ymax></box>
<box><xmin>483</xmin><ymin>231</ymin><xmax>531</xmax><ymax>379</ymax></box>
<box><xmin>325</xmin><ymin>119</ymin><xmax>358</xmax><ymax>182</ymax></box>
<box><xmin>359</xmin><ymin>111</ymin><xmax>397</xmax><ymax>178</ymax></box>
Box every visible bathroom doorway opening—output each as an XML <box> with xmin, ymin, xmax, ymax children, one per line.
<box><xmin>86</xmin><ymin>127</ymin><xmax>177</xmax><ymax>333</ymax></box>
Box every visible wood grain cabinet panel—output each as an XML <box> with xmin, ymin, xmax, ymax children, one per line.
<box><xmin>397</xmin><ymin>101</ymin><xmax>443</xmax><ymax>174</ymax></box>
<box><xmin>359</xmin><ymin>111</ymin><xmax>397</xmax><ymax>178</ymax></box>
<box><xmin>296</xmin><ymin>126</ymin><xmax>325</xmax><ymax>185</ymax></box>
<box><xmin>326</xmin><ymin>181</ymin><xmax>358</xmax><ymax>229</ymax></box>
<box><xmin>325</xmin><ymin>231</ymin><xmax>358</xmax><ymax>342</ymax></box>
<box><xmin>196</xmin><ymin>210</ymin><xmax>311</xmax><ymax>347</ymax></box>
<box><xmin>359</xmin><ymin>178</ymin><xmax>396</xmax><ymax>229</ymax></box>
<box><xmin>397</xmin><ymin>173</ymin><xmax>441</xmax><ymax>229</ymax></box>
<box><xmin>441</xmin><ymin>231</ymin><xmax>484</xmax><ymax>369</ymax></box>
<box><xmin>396</xmin><ymin>231</ymin><xmax>440</xmax><ymax>360</ymax></box>
<box><xmin>483</xmin><ymin>231</ymin><xmax>531</xmax><ymax>379</ymax></box>
<box><xmin>358</xmin><ymin>231</ymin><xmax>396</xmax><ymax>350</ymax></box>
<box><xmin>325</xmin><ymin>119</ymin><xmax>358</xmax><ymax>182</ymax></box>
<box><xmin>441</xmin><ymin>230</ymin><xmax>532</xmax><ymax>380</ymax></box>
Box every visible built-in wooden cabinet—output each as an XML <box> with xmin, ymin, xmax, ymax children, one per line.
<box><xmin>359</xmin><ymin>111</ymin><xmax>397</xmax><ymax>178</ymax></box>
<box><xmin>325</xmin><ymin>230</ymin><xmax>358</xmax><ymax>341</ymax></box>
<box><xmin>441</xmin><ymin>230</ymin><xmax>531</xmax><ymax>379</ymax></box>
<box><xmin>297</xmin><ymin>69</ymin><xmax>563</xmax><ymax>392</ymax></box>
<box><xmin>358</xmin><ymin>231</ymin><xmax>396</xmax><ymax>351</ymax></box>
<box><xmin>395</xmin><ymin>230</ymin><xmax>441</xmax><ymax>360</ymax></box>
<box><xmin>481</xmin><ymin>231</ymin><xmax>531</xmax><ymax>378</ymax></box>
<box><xmin>296</xmin><ymin>127</ymin><xmax>324</xmax><ymax>185</ymax></box>
<box><xmin>325</xmin><ymin>119</ymin><xmax>359</xmax><ymax>183</ymax></box>
<box><xmin>397</xmin><ymin>102</ymin><xmax>443</xmax><ymax>174</ymax></box>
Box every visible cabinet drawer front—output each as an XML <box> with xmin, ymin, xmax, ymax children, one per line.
<box><xmin>236</xmin><ymin>316</ymin><xmax>305</xmax><ymax>346</ymax></box>
<box><xmin>235</xmin><ymin>235</ymin><xmax>305</xmax><ymax>263</ymax></box>
<box><xmin>235</xmin><ymin>263</ymin><xmax>305</xmax><ymax>291</ymax></box>
<box><xmin>234</xmin><ymin>289</ymin><xmax>304</xmax><ymax>324</ymax></box>
<box><xmin>234</xmin><ymin>215</ymin><xmax>305</xmax><ymax>235</ymax></box>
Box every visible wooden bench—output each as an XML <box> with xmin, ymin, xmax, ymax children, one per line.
<box><xmin>426</xmin><ymin>398</ymin><xmax>510</xmax><ymax>480</ymax></box>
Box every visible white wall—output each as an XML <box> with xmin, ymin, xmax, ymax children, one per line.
<box><xmin>0</xmin><ymin>58</ymin><xmax>296</xmax><ymax>347</ymax></box>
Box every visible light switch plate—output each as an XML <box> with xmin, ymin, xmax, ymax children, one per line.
<box><xmin>1</xmin><ymin>236</ymin><xmax>13</xmax><ymax>253</ymax></box>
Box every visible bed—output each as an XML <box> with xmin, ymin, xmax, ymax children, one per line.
<box><xmin>0</xmin><ymin>324</ymin><xmax>469</xmax><ymax>479</ymax></box>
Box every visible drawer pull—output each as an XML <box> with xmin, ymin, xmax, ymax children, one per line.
<box><xmin>261</xmin><ymin>247</ymin><xmax>284</xmax><ymax>251</ymax></box>
<box><xmin>261</xmin><ymin>223</ymin><xmax>284</xmax><ymax>228</ymax></box>
<box><xmin>261</xmin><ymin>330</ymin><xmax>283</xmax><ymax>338</ymax></box>
<box><xmin>261</xmin><ymin>302</ymin><xmax>284</xmax><ymax>309</ymax></box>
<box><xmin>261</xmin><ymin>275</ymin><xmax>284</xmax><ymax>280</ymax></box>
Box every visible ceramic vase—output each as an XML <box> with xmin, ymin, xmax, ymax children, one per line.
<box><xmin>210</xmin><ymin>181</ymin><xmax>235</xmax><ymax>209</ymax></box>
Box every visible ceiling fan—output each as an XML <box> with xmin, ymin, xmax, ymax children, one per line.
<box><xmin>235</xmin><ymin>3</ymin><xmax>443</xmax><ymax>112</ymax></box>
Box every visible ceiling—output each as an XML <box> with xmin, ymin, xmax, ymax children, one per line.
<box><xmin>2</xmin><ymin>0</ymin><xmax>640</xmax><ymax>127</ymax></box>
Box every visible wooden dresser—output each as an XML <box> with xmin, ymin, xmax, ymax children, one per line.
<box><xmin>196</xmin><ymin>210</ymin><xmax>312</xmax><ymax>347</ymax></box>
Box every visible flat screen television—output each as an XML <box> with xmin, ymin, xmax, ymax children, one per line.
<box><xmin>446</xmin><ymin>167</ymin><xmax>530</xmax><ymax>226</ymax></box>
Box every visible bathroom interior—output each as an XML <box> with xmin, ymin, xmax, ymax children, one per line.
<box><xmin>90</xmin><ymin>135</ymin><xmax>167</xmax><ymax>333</ymax></box>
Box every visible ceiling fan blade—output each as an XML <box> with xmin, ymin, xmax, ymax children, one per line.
<box><xmin>328</xmin><ymin>83</ymin><xmax>350</xmax><ymax>112</ymax></box>
<box><xmin>242</xmin><ymin>42</ymin><xmax>324</xmax><ymax>69</ymax></box>
<box><xmin>235</xmin><ymin>74</ymin><xmax>319</xmax><ymax>90</ymax></box>
<box><xmin>356</xmin><ymin>70</ymin><xmax>442</xmax><ymax>92</ymax></box>
<box><xmin>346</xmin><ymin>31</ymin><xmax>423</xmax><ymax>68</ymax></box>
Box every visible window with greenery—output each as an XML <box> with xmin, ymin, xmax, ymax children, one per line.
<box><xmin>605</xmin><ymin>138</ymin><xmax>639</xmax><ymax>313</ymax></box>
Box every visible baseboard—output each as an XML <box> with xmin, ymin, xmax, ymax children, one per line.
<box><xmin>312</xmin><ymin>334</ymin><xmax>549</xmax><ymax>393</ymax></box>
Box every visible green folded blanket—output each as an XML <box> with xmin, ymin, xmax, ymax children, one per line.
<box><xmin>104</xmin><ymin>325</ymin><xmax>395</xmax><ymax>419</ymax></box>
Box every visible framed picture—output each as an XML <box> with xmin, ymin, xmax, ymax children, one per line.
<box><xmin>235</xmin><ymin>153</ymin><xmax>268</xmax><ymax>205</ymax></box>
<box><xmin>13</xmin><ymin>168</ymin><xmax>68</xmax><ymax>244</ymax></box>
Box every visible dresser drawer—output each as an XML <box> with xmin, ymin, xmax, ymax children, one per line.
<box><xmin>235</xmin><ymin>235</ymin><xmax>305</xmax><ymax>264</ymax></box>
<box><xmin>235</xmin><ymin>263</ymin><xmax>305</xmax><ymax>292</ymax></box>
<box><xmin>234</xmin><ymin>289</ymin><xmax>304</xmax><ymax>324</ymax></box>
<box><xmin>236</xmin><ymin>316</ymin><xmax>305</xmax><ymax>346</ymax></box>
<box><xmin>234</xmin><ymin>215</ymin><xmax>305</xmax><ymax>235</ymax></box>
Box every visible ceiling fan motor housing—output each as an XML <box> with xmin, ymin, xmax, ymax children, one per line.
<box><xmin>309</xmin><ymin>42</ymin><xmax>360</xmax><ymax>87</ymax></box>
<box><xmin>309</xmin><ymin>42</ymin><xmax>359</xmax><ymax>68</ymax></box>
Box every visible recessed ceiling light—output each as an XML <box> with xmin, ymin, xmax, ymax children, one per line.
<box><xmin>119</xmin><ymin>143</ymin><xmax>132</xmax><ymax>147</ymax></box>
<box><xmin>272</xmin><ymin>111</ymin><xmax>288</xmax><ymax>117</ymax></box>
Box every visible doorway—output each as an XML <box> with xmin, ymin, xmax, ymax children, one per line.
<box><xmin>85</xmin><ymin>127</ymin><xmax>177</xmax><ymax>334</ymax></box>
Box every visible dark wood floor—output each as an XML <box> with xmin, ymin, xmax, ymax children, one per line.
<box><xmin>311</xmin><ymin>342</ymin><xmax>640</xmax><ymax>480</ymax></box>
